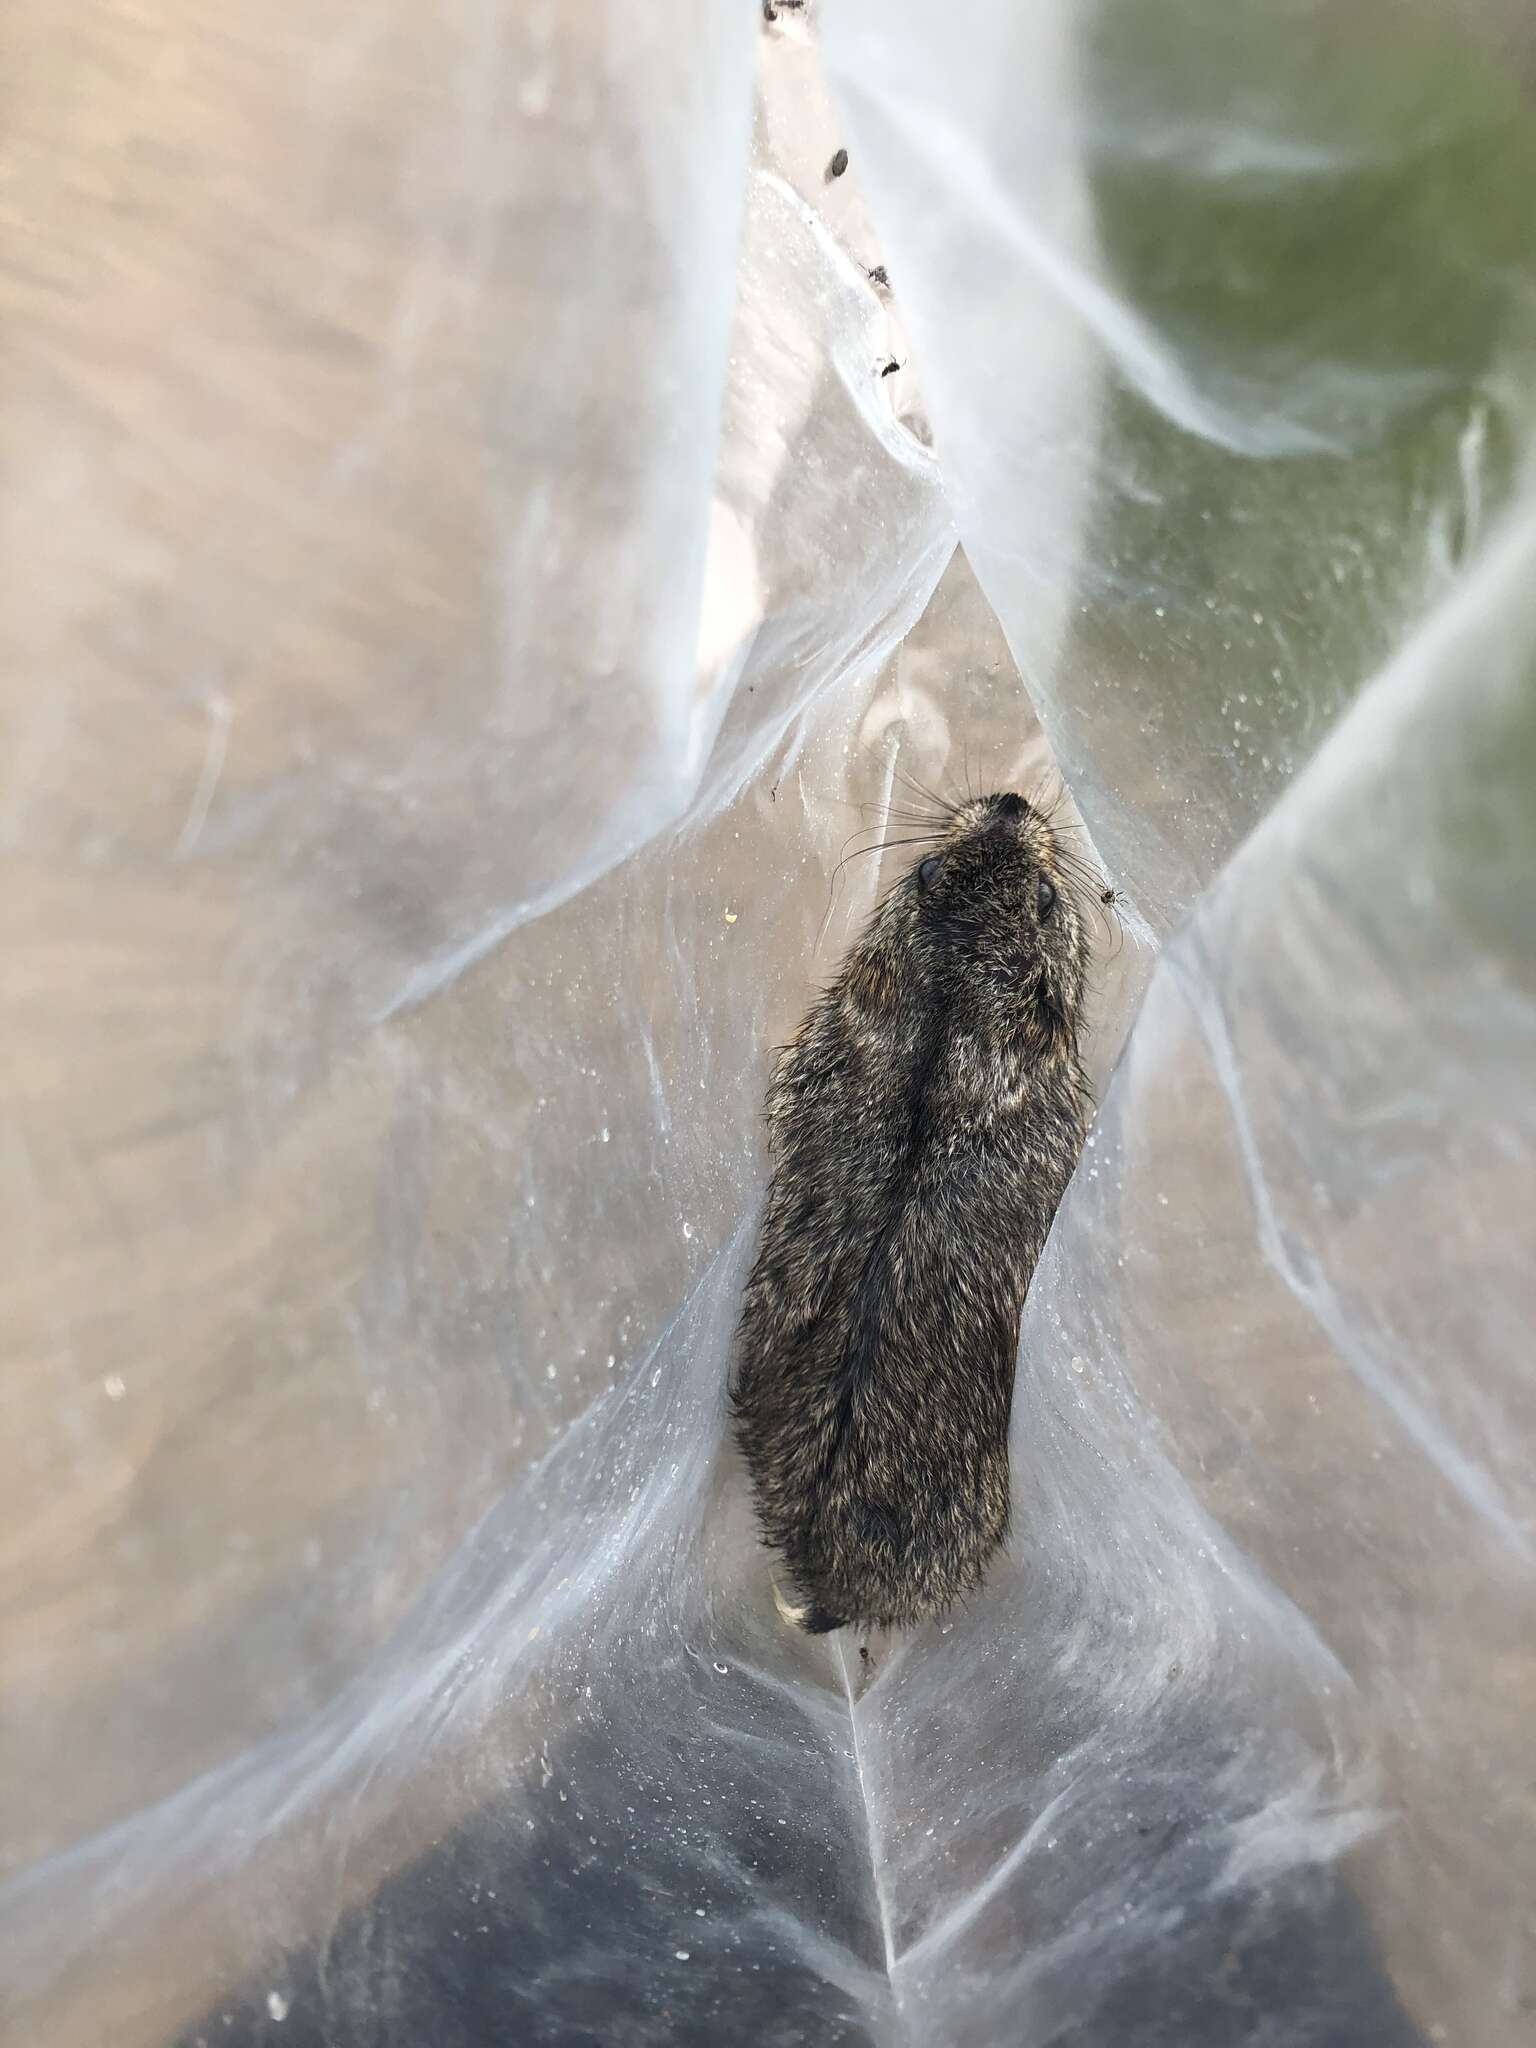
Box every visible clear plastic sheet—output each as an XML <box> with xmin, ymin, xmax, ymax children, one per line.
<box><xmin>2</xmin><ymin>3</ymin><xmax>1533</xmax><ymax>2045</ymax></box>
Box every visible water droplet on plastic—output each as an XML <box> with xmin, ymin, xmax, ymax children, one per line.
<box><xmin>267</xmin><ymin>1993</ymin><xmax>290</xmax><ymax>2023</ymax></box>
<box><xmin>675</xmin><ymin>1949</ymin><xmax>691</xmax><ymax>1962</ymax></box>
<box><xmin>103</xmin><ymin>1374</ymin><xmax>126</xmax><ymax>1400</ymax></box>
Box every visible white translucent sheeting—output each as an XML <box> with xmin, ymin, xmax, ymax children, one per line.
<box><xmin>824</xmin><ymin>0</ymin><xmax>1536</xmax><ymax>927</ymax></box>
<box><xmin>3</xmin><ymin>2</ymin><xmax>1535</xmax><ymax>2047</ymax></box>
<box><xmin>853</xmin><ymin>510</ymin><xmax>1536</xmax><ymax>2048</ymax></box>
<box><xmin>0</xmin><ymin>0</ymin><xmax>939</xmax><ymax>1885</ymax></box>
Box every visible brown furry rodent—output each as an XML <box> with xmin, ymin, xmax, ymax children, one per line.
<box><xmin>732</xmin><ymin>790</ymin><xmax>1090</xmax><ymax>1633</ymax></box>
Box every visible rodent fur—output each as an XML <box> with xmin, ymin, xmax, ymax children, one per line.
<box><xmin>732</xmin><ymin>790</ymin><xmax>1089</xmax><ymax>1633</ymax></box>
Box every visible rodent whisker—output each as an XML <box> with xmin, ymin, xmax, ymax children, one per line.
<box><xmin>1051</xmin><ymin>848</ymin><xmax>1105</xmax><ymax>895</ymax></box>
<box><xmin>839</xmin><ymin>819</ymin><xmax>948</xmax><ymax>857</ymax></box>
<box><xmin>858</xmin><ymin>834</ymin><xmax>946</xmax><ymax>858</ymax></box>
<box><xmin>1058</xmin><ymin>862</ymin><xmax>1105</xmax><ymax>901</ymax></box>
<box><xmin>1079</xmin><ymin>885</ymin><xmax>1127</xmax><ymax>960</ymax></box>
<box><xmin>1049</xmin><ymin>838</ymin><xmax>1100</xmax><ymax>877</ymax></box>
<box><xmin>891</xmin><ymin>764</ymin><xmax>959</xmax><ymax>819</ymax></box>
<box><xmin>1044</xmin><ymin>838</ymin><xmax>1126</xmax><ymax>959</ymax></box>
<box><xmin>857</xmin><ymin>802</ymin><xmax>952</xmax><ymax>830</ymax></box>
<box><xmin>827</xmin><ymin>790</ymin><xmax>949</xmax><ymax>833</ymax></box>
<box><xmin>1080</xmin><ymin>891</ymin><xmax>1127</xmax><ymax>960</ymax></box>
<box><xmin>825</xmin><ymin>829</ymin><xmax>946</xmax><ymax>922</ymax></box>
<box><xmin>854</xmin><ymin>745</ymin><xmax>965</xmax><ymax>824</ymax></box>
<box><xmin>1029</xmin><ymin>770</ymin><xmax>1070</xmax><ymax>818</ymax></box>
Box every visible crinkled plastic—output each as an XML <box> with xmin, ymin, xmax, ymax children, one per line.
<box><xmin>2</xmin><ymin>3</ymin><xmax>1534</xmax><ymax>2045</ymax></box>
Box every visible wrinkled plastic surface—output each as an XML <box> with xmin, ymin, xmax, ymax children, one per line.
<box><xmin>2</xmin><ymin>2</ymin><xmax>1534</xmax><ymax>2044</ymax></box>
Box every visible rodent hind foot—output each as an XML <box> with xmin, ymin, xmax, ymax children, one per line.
<box><xmin>771</xmin><ymin>1578</ymin><xmax>847</xmax><ymax>1635</ymax></box>
<box><xmin>800</xmin><ymin>1604</ymin><xmax>848</xmax><ymax>1635</ymax></box>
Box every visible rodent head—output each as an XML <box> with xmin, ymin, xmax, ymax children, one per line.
<box><xmin>900</xmin><ymin>790</ymin><xmax>1088</xmax><ymax>1048</ymax></box>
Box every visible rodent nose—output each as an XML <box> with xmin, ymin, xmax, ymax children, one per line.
<box><xmin>993</xmin><ymin>793</ymin><xmax>1026</xmax><ymax>824</ymax></box>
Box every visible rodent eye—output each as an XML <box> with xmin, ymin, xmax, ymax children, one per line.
<box><xmin>916</xmin><ymin>854</ymin><xmax>943</xmax><ymax>891</ymax></box>
<box><xmin>1036</xmin><ymin>875</ymin><xmax>1057</xmax><ymax>919</ymax></box>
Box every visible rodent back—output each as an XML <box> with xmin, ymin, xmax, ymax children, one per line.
<box><xmin>733</xmin><ymin>791</ymin><xmax>1091</xmax><ymax>1629</ymax></box>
